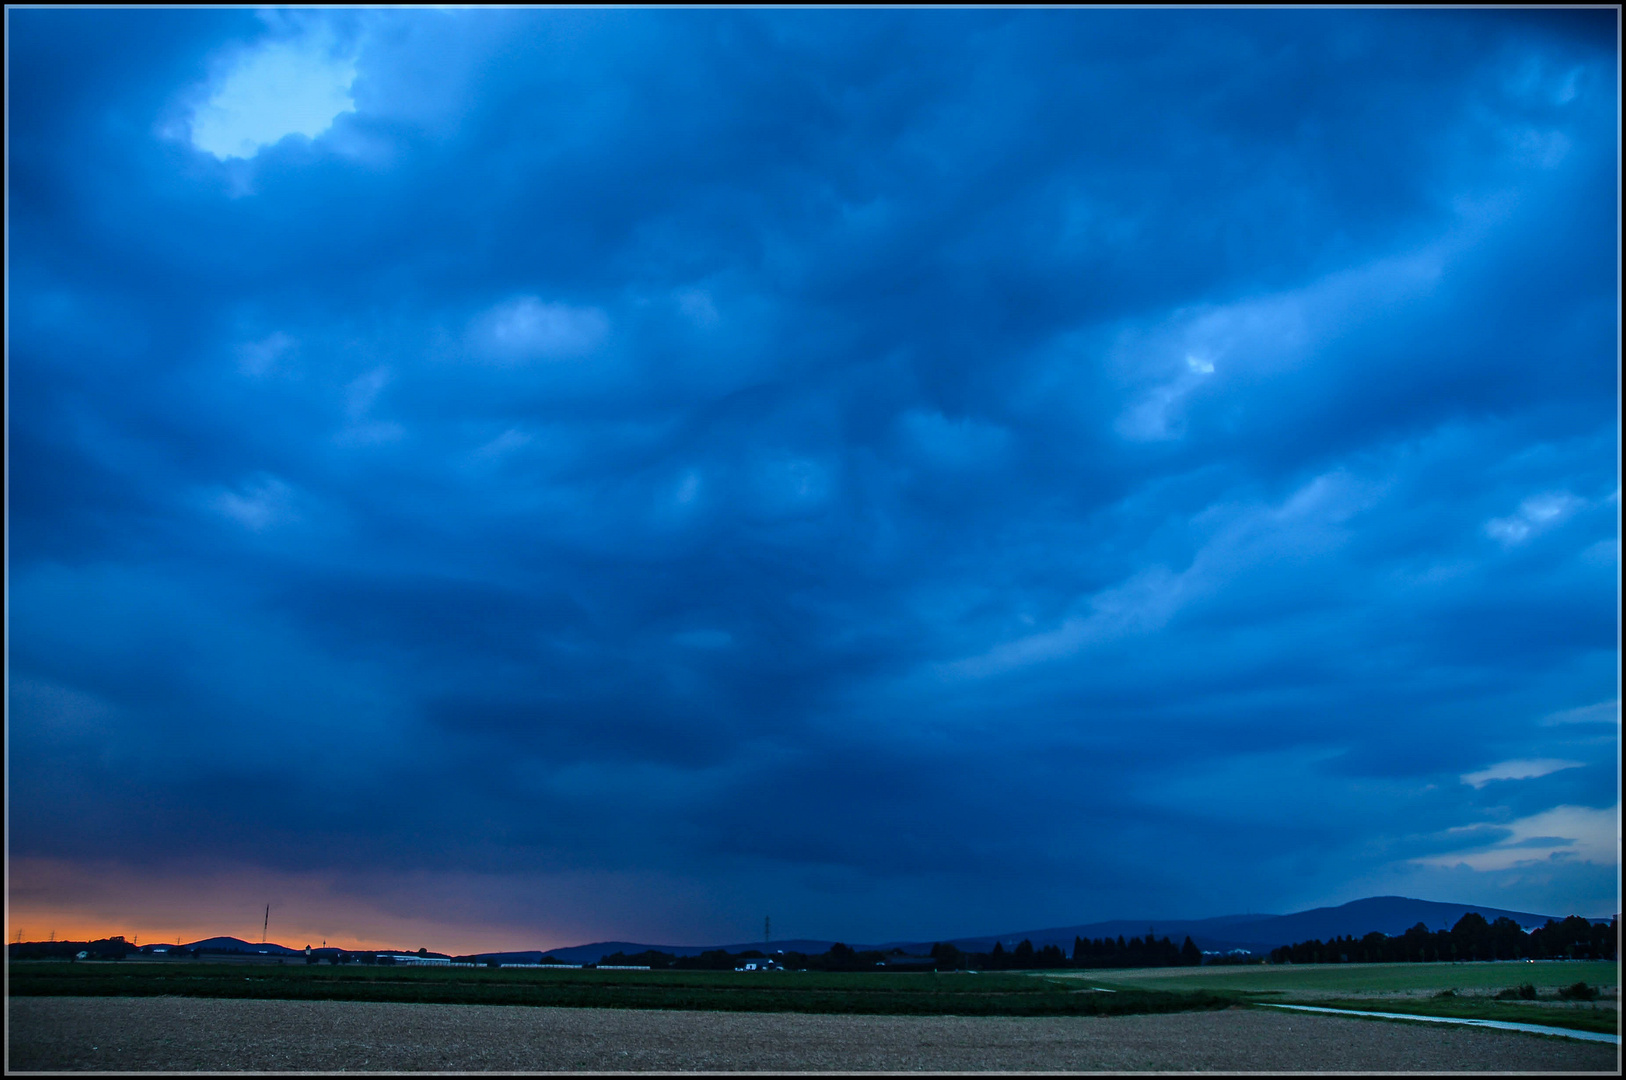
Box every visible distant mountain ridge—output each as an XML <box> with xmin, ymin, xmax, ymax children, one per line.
<box><xmin>533</xmin><ymin>896</ymin><xmax>1604</xmax><ymax>964</ymax></box>
<box><xmin>84</xmin><ymin>896</ymin><xmax>1599</xmax><ymax>964</ymax></box>
<box><xmin>182</xmin><ymin>936</ymin><xmax>299</xmax><ymax>955</ymax></box>
<box><xmin>178</xmin><ymin>937</ymin><xmax>442</xmax><ymax>957</ymax></box>
<box><xmin>930</xmin><ymin>896</ymin><xmax>1583</xmax><ymax>956</ymax></box>
<box><xmin>499</xmin><ymin>939</ymin><xmax>843</xmax><ymax>965</ymax></box>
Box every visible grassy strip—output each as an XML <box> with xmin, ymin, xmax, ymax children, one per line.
<box><xmin>1274</xmin><ymin>996</ymin><xmax>1619</xmax><ymax>1036</ymax></box>
<box><xmin>7</xmin><ymin>963</ymin><xmax>1238</xmax><ymax>1018</ymax></box>
<box><xmin>13</xmin><ymin>964</ymin><xmax>1057</xmax><ymax>994</ymax></box>
<box><xmin>1075</xmin><ymin>960</ymin><xmax>1620</xmax><ymax>995</ymax></box>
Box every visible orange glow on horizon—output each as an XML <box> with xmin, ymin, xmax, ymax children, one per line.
<box><xmin>7</xmin><ymin>858</ymin><xmax>596</xmax><ymax>957</ymax></box>
<box><xmin>5</xmin><ymin>903</ymin><xmax>579</xmax><ymax>956</ymax></box>
<box><xmin>3</xmin><ymin>917</ymin><xmax>501</xmax><ymax>954</ymax></box>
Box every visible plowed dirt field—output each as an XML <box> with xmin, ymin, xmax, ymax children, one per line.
<box><xmin>8</xmin><ymin>995</ymin><xmax>1619</xmax><ymax>1072</ymax></box>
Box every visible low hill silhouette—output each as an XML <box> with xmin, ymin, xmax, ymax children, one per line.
<box><xmin>934</xmin><ymin>896</ymin><xmax>1580</xmax><ymax>956</ymax></box>
<box><xmin>14</xmin><ymin>895</ymin><xmax>1605</xmax><ymax>964</ymax></box>
<box><xmin>183</xmin><ymin>937</ymin><xmax>299</xmax><ymax>955</ymax></box>
<box><xmin>531</xmin><ymin>897</ymin><xmax>1599</xmax><ymax>964</ymax></box>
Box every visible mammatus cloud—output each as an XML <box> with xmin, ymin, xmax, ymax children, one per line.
<box><xmin>235</xmin><ymin>332</ymin><xmax>296</xmax><ymax>378</ymax></box>
<box><xmin>934</xmin><ymin>565</ymin><xmax>1188</xmax><ymax>681</ymax></box>
<box><xmin>1110</xmin><ymin>245</ymin><xmax>1446</xmax><ymax>442</ymax></box>
<box><xmin>935</xmin><ymin>469</ymin><xmax>1381</xmax><ymax>681</ymax></box>
<box><xmin>1415</xmin><ymin>804</ymin><xmax>1619</xmax><ymax>872</ymax></box>
<box><xmin>1460</xmin><ymin>758</ymin><xmax>1585</xmax><ymax>788</ymax></box>
<box><xmin>467</xmin><ymin>298</ymin><xmax>610</xmax><ymax>363</ymax></box>
<box><xmin>211</xmin><ymin>475</ymin><xmax>300</xmax><ymax>532</ymax></box>
<box><xmin>899</xmin><ymin>410</ymin><xmax>1012</xmax><ymax>470</ymax></box>
<box><xmin>336</xmin><ymin>367</ymin><xmax>405</xmax><ymax>446</ymax></box>
<box><xmin>675</xmin><ymin>288</ymin><xmax>720</xmax><ymax>328</ymax></box>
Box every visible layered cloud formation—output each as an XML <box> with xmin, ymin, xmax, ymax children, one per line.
<box><xmin>7</xmin><ymin>8</ymin><xmax>1618</xmax><ymax>951</ymax></box>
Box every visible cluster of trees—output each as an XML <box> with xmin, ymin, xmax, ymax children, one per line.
<box><xmin>1068</xmin><ymin>934</ymin><xmax>1205</xmax><ymax>969</ymax></box>
<box><xmin>785</xmin><ymin>943</ymin><xmax>895</xmax><ymax>970</ymax></box>
<box><xmin>1268</xmin><ymin>914</ymin><xmax>1619</xmax><ymax>965</ymax></box>
<box><xmin>9</xmin><ymin>936</ymin><xmax>139</xmax><ymax>961</ymax></box>
<box><xmin>928</xmin><ymin>933</ymin><xmax>1204</xmax><ymax>970</ymax></box>
<box><xmin>596</xmin><ymin>934</ymin><xmax>1208</xmax><ymax>972</ymax></box>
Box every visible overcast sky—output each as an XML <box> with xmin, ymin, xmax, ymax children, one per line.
<box><xmin>7</xmin><ymin>8</ymin><xmax>1619</xmax><ymax>954</ymax></box>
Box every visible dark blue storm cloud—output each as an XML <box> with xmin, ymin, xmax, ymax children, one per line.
<box><xmin>7</xmin><ymin>8</ymin><xmax>1618</xmax><ymax>947</ymax></box>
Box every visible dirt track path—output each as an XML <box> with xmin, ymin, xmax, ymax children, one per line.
<box><xmin>8</xmin><ymin>996</ymin><xmax>1620</xmax><ymax>1072</ymax></box>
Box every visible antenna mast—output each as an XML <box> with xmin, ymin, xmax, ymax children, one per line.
<box><xmin>765</xmin><ymin>915</ymin><xmax>771</xmax><ymax>945</ymax></box>
<box><xmin>263</xmin><ymin>905</ymin><xmax>270</xmax><ymax>944</ymax></box>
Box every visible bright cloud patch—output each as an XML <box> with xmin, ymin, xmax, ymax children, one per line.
<box><xmin>1417</xmin><ymin>804</ymin><xmax>1619</xmax><ymax>871</ymax></box>
<box><xmin>939</xmin><ymin>565</ymin><xmax>1188</xmax><ymax>680</ymax></box>
<box><xmin>1114</xmin><ymin>366</ymin><xmax>1213</xmax><ymax>442</ymax></box>
<box><xmin>1484</xmin><ymin>491</ymin><xmax>1584</xmax><ymax>545</ymax></box>
<box><xmin>675</xmin><ymin>289</ymin><xmax>719</xmax><ymax>327</ymax></box>
<box><xmin>212</xmin><ymin>474</ymin><xmax>298</xmax><ymax>531</ymax></box>
<box><xmin>190</xmin><ymin>34</ymin><xmax>357</xmax><ymax>160</ymax></box>
<box><xmin>344</xmin><ymin>367</ymin><xmax>391</xmax><ymax>421</ymax></box>
<box><xmin>673</xmin><ymin>470</ymin><xmax>702</xmax><ymax>505</ymax></box>
<box><xmin>235</xmin><ymin>332</ymin><xmax>295</xmax><ymax>377</ymax></box>
<box><xmin>1542</xmin><ymin>700</ymin><xmax>1619</xmax><ymax>726</ymax></box>
<box><xmin>469</xmin><ymin>297</ymin><xmax>609</xmax><ymax>363</ymax></box>
<box><xmin>1460</xmin><ymin>758</ymin><xmax>1585</xmax><ymax>788</ymax></box>
<box><xmin>1111</xmin><ymin>247</ymin><xmax>1444</xmax><ymax>442</ymax></box>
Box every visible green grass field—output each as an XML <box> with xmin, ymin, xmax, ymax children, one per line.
<box><xmin>1046</xmin><ymin>961</ymin><xmax>1620</xmax><ymax>1035</ymax></box>
<box><xmin>11</xmin><ymin>959</ymin><xmax>1617</xmax><ymax>1034</ymax></box>
<box><xmin>5</xmin><ymin>961</ymin><xmax>1236</xmax><ymax>1019</ymax></box>
<box><xmin>1061</xmin><ymin>959</ymin><xmax>1618</xmax><ymax>995</ymax></box>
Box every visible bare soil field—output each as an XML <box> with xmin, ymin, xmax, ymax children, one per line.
<box><xmin>7</xmin><ymin>995</ymin><xmax>1620</xmax><ymax>1073</ymax></box>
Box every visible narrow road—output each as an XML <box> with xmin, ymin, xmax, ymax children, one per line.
<box><xmin>1257</xmin><ymin>1002</ymin><xmax>1619</xmax><ymax>1043</ymax></box>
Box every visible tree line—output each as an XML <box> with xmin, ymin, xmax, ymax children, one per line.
<box><xmin>599</xmin><ymin>933</ymin><xmax>1207</xmax><ymax>972</ymax></box>
<box><xmin>1267</xmin><ymin>913</ymin><xmax>1618</xmax><ymax>965</ymax></box>
<box><xmin>9</xmin><ymin>936</ymin><xmax>138</xmax><ymax>961</ymax></box>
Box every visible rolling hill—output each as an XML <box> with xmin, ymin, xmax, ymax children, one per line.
<box><xmin>533</xmin><ymin>896</ymin><xmax>1596</xmax><ymax>964</ymax></box>
<box><xmin>55</xmin><ymin>896</ymin><xmax>1592</xmax><ymax>965</ymax></box>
